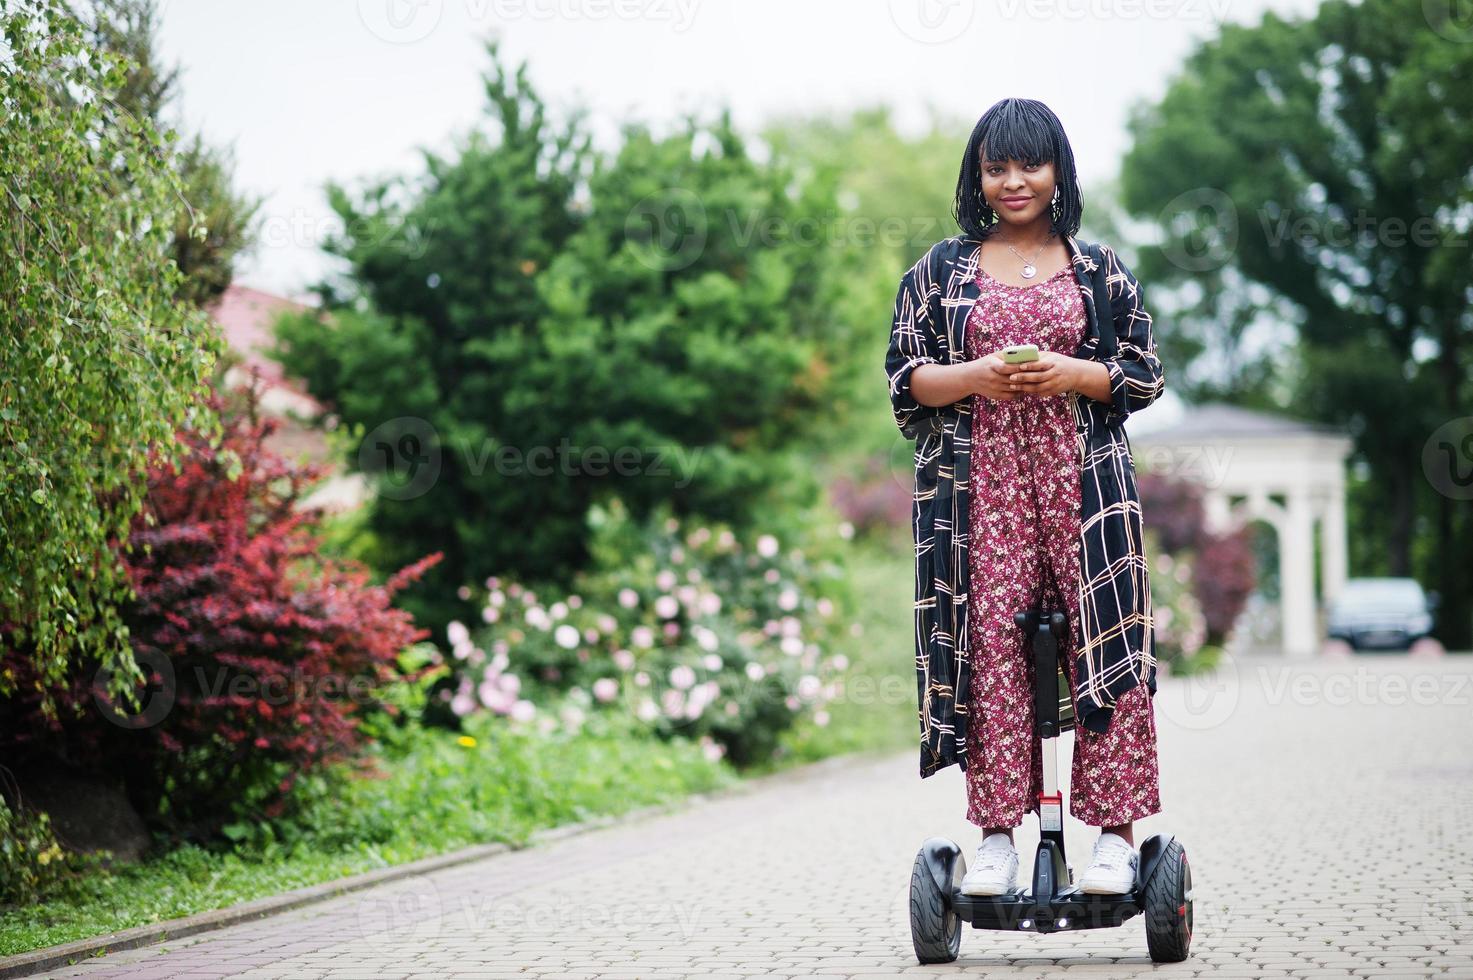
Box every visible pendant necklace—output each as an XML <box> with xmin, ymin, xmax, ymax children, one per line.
<box><xmin>1002</xmin><ymin>231</ymin><xmax>1056</xmax><ymax>280</ymax></box>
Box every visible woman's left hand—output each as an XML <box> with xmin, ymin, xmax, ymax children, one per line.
<box><xmin>1004</xmin><ymin>352</ymin><xmax>1079</xmax><ymax>397</ymax></box>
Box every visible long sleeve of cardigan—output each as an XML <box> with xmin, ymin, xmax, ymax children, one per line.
<box><xmin>1097</xmin><ymin>243</ymin><xmax>1165</xmax><ymax>426</ymax></box>
<box><xmin>885</xmin><ymin>248</ymin><xmax>945</xmax><ymax>440</ymax></box>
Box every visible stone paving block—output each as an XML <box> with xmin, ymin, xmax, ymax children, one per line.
<box><xmin>19</xmin><ymin>655</ymin><xmax>1473</xmax><ymax>980</ymax></box>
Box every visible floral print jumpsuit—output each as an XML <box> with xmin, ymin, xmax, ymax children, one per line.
<box><xmin>963</xmin><ymin>262</ymin><xmax>1162</xmax><ymax>830</ymax></box>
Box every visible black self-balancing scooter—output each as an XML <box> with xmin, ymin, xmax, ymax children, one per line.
<box><xmin>907</xmin><ymin>607</ymin><xmax>1193</xmax><ymax>964</ymax></box>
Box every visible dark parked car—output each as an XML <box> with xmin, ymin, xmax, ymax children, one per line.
<box><xmin>1326</xmin><ymin>578</ymin><xmax>1438</xmax><ymax>651</ymax></box>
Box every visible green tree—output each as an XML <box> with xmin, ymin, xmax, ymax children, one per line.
<box><xmin>274</xmin><ymin>39</ymin><xmax>850</xmax><ymax>631</ymax></box>
<box><xmin>0</xmin><ymin>0</ymin><xmax>221</xmax><ymax>700</ymax></box>
<box><xmin>523</xmin><ymin>108</ymin><xmax>846</xmax><ymax>541</ymax></box>
<box><xmin>273</xmin><ymin>38</ymin><xmax>590</xmax><ymax>631</ymax></box>
<box><xmin>1118</xmin><ymin>0</ymin><xmax>1472</xmax><ymax>645</ymax></box>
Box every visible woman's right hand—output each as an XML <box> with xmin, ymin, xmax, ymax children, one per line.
<box><xmin>971</xmin><ymin>353</ymin><xmax>1020</xmax><ymax>401</ymax></box>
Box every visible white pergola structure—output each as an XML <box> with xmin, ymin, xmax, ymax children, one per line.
<box><xmin>1130</xmin><ymin>403</ymin><xmax>1354</xmax><ymax>659</ymax></box>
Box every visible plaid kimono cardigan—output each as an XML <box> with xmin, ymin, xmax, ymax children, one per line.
<box><xmin>885</xmin><ymin>232</ymin><xmax>1164</xmax><ymax>779</ymax></box>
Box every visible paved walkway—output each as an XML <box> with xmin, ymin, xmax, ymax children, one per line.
<box><xmin>33</xmin><ymin>653</ymin><xmax>1473</xmax><ymax>978</ymax></box>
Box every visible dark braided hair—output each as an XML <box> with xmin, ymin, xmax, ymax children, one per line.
<box><xmin>953</xmin><ymin>98</ymin><xmax>1083</xmax><ymax>241</ymax></box>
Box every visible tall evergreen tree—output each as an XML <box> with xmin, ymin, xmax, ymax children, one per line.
<box><xmin>274</xmin><ymin>40</ymin><xmax>849</xmax><ymax>632</ymax></box>
<box><xmin>1119</xmin><ymin>0</ymin><xmax>1472</xmax><ymax>644</ymax></box>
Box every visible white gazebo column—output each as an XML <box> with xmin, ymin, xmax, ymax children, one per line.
<box><xmin>1281</xmin><ymin>489</ymin><xmax>1318</xmax><ymax>659</ymax></box>
<box><xmin>1202</xmin><ymin>489</ymin><xmax>1232</xmax><ymax>536</ymax></box>
<box><xmin>1321</xmin><ymin>485</ymin><xmax>1348</xmax><ymax>606</ymax></box>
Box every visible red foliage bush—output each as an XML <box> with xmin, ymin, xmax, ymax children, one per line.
<box><xmin>1192</xmin><ymin>526</ymin><xmax>1257</xmax><ymax>642</ymax></box>
<box><xmin>0</xmin><ymin>377</ymin><xmax>440</xmax><ymax>838</ymax></box>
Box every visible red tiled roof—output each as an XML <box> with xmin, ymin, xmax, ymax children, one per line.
<box><xmin>207</xmin><ymin>283</ymin><xmax>321</xmax><ymax>408</ymax></box>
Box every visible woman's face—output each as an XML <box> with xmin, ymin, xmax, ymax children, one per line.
<box><xmin>980</xmin><ymin>154</ymin><xmax>1057</xmax><ymax>228</ymax></box>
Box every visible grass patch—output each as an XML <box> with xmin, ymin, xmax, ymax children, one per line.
<box><xmin>0</xmin><ymin>712</ymin><xmax>735</xmax><ymax>957</ymax></box>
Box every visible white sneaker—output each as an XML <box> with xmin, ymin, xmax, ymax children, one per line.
<box><xmin>1076</xmin><ymin>832</ymin><xmax>1139</xmax><ymax>894</ymax></box>
<box><xmin>959</xmin><ymin>833</ymin><xmax>1019</xmax><ymax>896</ymax></box>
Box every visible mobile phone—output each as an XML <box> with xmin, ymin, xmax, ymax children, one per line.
<box><xmin>1000</xmin><ymin>343</ymin><xmax>1040</xmax><ymax>364</ymax></box>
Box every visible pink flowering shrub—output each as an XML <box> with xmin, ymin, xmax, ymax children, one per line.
<box><xmin>1146</xmin><ymin>528</ymin><xmax>1212</xmax><ymax>672</ymax></box>
<box><xmin>439</xmin><ymin>498</ymin><xmax>852</xmax><ymax>767</ymax></box>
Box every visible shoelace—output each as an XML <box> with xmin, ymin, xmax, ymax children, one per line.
<box><xmin>973</xmin><ymin>839</ymin><xmax>1015</xmax><ymax>873</ymax></box>
<box><xmin>1090</xmin><ymin>837</ymin><xmax>1135</xmax><ymax>869</ymax></box>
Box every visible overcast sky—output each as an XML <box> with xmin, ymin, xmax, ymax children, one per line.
<box><xmin>157</xmin><ymin>0</ymin><xmax>1322</xmax><ymax>301</ymax></box>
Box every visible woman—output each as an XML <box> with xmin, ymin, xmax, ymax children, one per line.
<box><xmin>883</xmin><ymin>98</ymin><xmax>1166</xmax><ymax>897</ymax></box>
